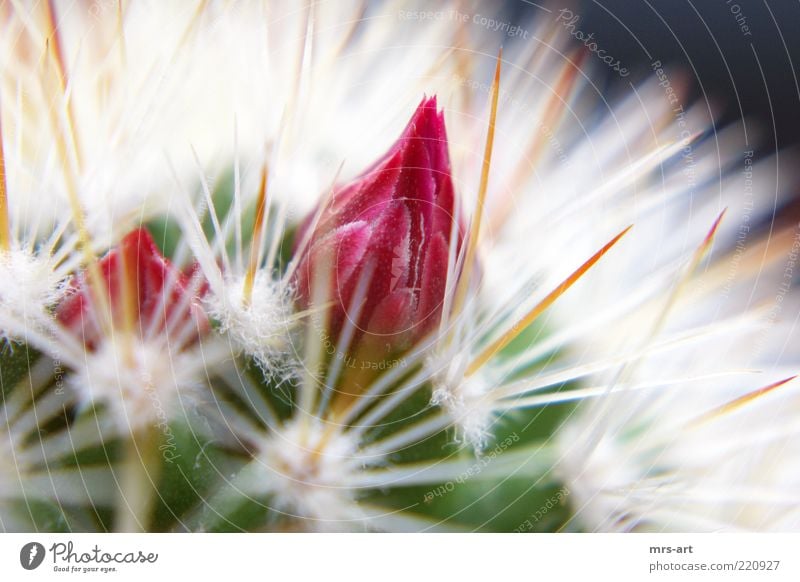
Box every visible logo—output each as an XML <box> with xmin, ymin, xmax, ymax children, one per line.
<box><xmin>20</xmin><ymin>542</ymin><xmax>46</xmax><ymax>570</ymax></box>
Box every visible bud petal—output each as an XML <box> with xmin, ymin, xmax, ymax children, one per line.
<box><xmin>294</xmin><ymin>96</ymin><xmax>462</xmax><ymax>357</ymax></box>
<box><xmin>57</xmin><ymin>228</ymin><xmax>208</xmax><ymax>348</ymax></box>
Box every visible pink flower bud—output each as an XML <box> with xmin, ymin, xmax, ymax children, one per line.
<box><xmin>57</xmin><ymin>228</ymin><xmax>208</xmax><ymax>349</ymax></box>
<box><xmin>294</xmin><ymin>97</ymin><xmax>463</xmax><ymax>358</ymax></box>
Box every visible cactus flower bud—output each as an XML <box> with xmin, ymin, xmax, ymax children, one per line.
<box><xmin>294</xmin><ymin>97</ymin><xmax>462</xmax><ymax>361</ymax></box>
<box><xmin>57</xmin><ymin>228</ymin><xmax>208</xmax><ymax>349</ymax></box>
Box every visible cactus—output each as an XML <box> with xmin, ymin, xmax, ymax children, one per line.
<box><xmin>0</xmin><ymin>1</ymin><xmax>799</xmax><ymax>533</ymax></box>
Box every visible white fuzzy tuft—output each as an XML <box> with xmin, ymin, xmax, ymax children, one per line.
<box><xmin>0</xmin><ymin>248</ymin><xmax>66</xmax><ymax>324</ymax></box>
<box><xmin>429</xmin><ymin>351</ymin><xmax>493</xmax><ymax>449</ymax></box>
<box><xmin>205</xmin><ymin>273</ymin><xmax>295</xmax><ymax>376</ymax></box>
<box><xmin>257</xmin><ymin>419</ymin><xmax>367</xmax><ymax>531</ymax></box>
<box><xmin>69</xmin><ymin>336</ymin><xmax>204</xmax><ymax>434</ymax></box>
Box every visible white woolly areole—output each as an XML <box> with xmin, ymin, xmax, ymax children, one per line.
<box><xmin>0</xmin><ymin>249</ymin><xmax>65</xmax><ymax>319</ymax></box>
<box><xmin>429</xmin><ymin>351</ymin><xmax>493</xmax><ymax>448</ymax></box>
<box><xmin>206</xmin><ymin>273</ymin><xmax>294</xmax><ymax>374</ymax></box>
<box><xmin>257</xmin><ymin>420</ymin><xmax>366</xmax><ymax>531</ymax></box>
<box><xmin>69</xmin><ymin>336</ymin><xmax>202</xmax><ymax>433</ymax></box>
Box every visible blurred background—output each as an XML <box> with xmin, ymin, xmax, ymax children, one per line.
<box><xmin>505</xmin><ymin>0</ymin><xmax>800</xmax><ymax>150</ymax></box>
<box><xmin>495</xmin><ymin>0</ymin><xmax>800</xmax><ymax>226</ymax></box>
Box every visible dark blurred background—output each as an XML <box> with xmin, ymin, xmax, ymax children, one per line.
<box><xmin>507</xmin><ymin>0</ymin><xmax>800</xmax><ymax>150</ymax></box>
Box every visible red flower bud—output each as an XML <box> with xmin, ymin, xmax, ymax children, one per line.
<box><xmin>293</xmin><ymin>97</ymin><xmax>462</xmax><ymax>357</ymax></box>
<box><xmin>57</xmin><ymin>228</ymin><xmax>208</xmax><ymax>349</ymax></box>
